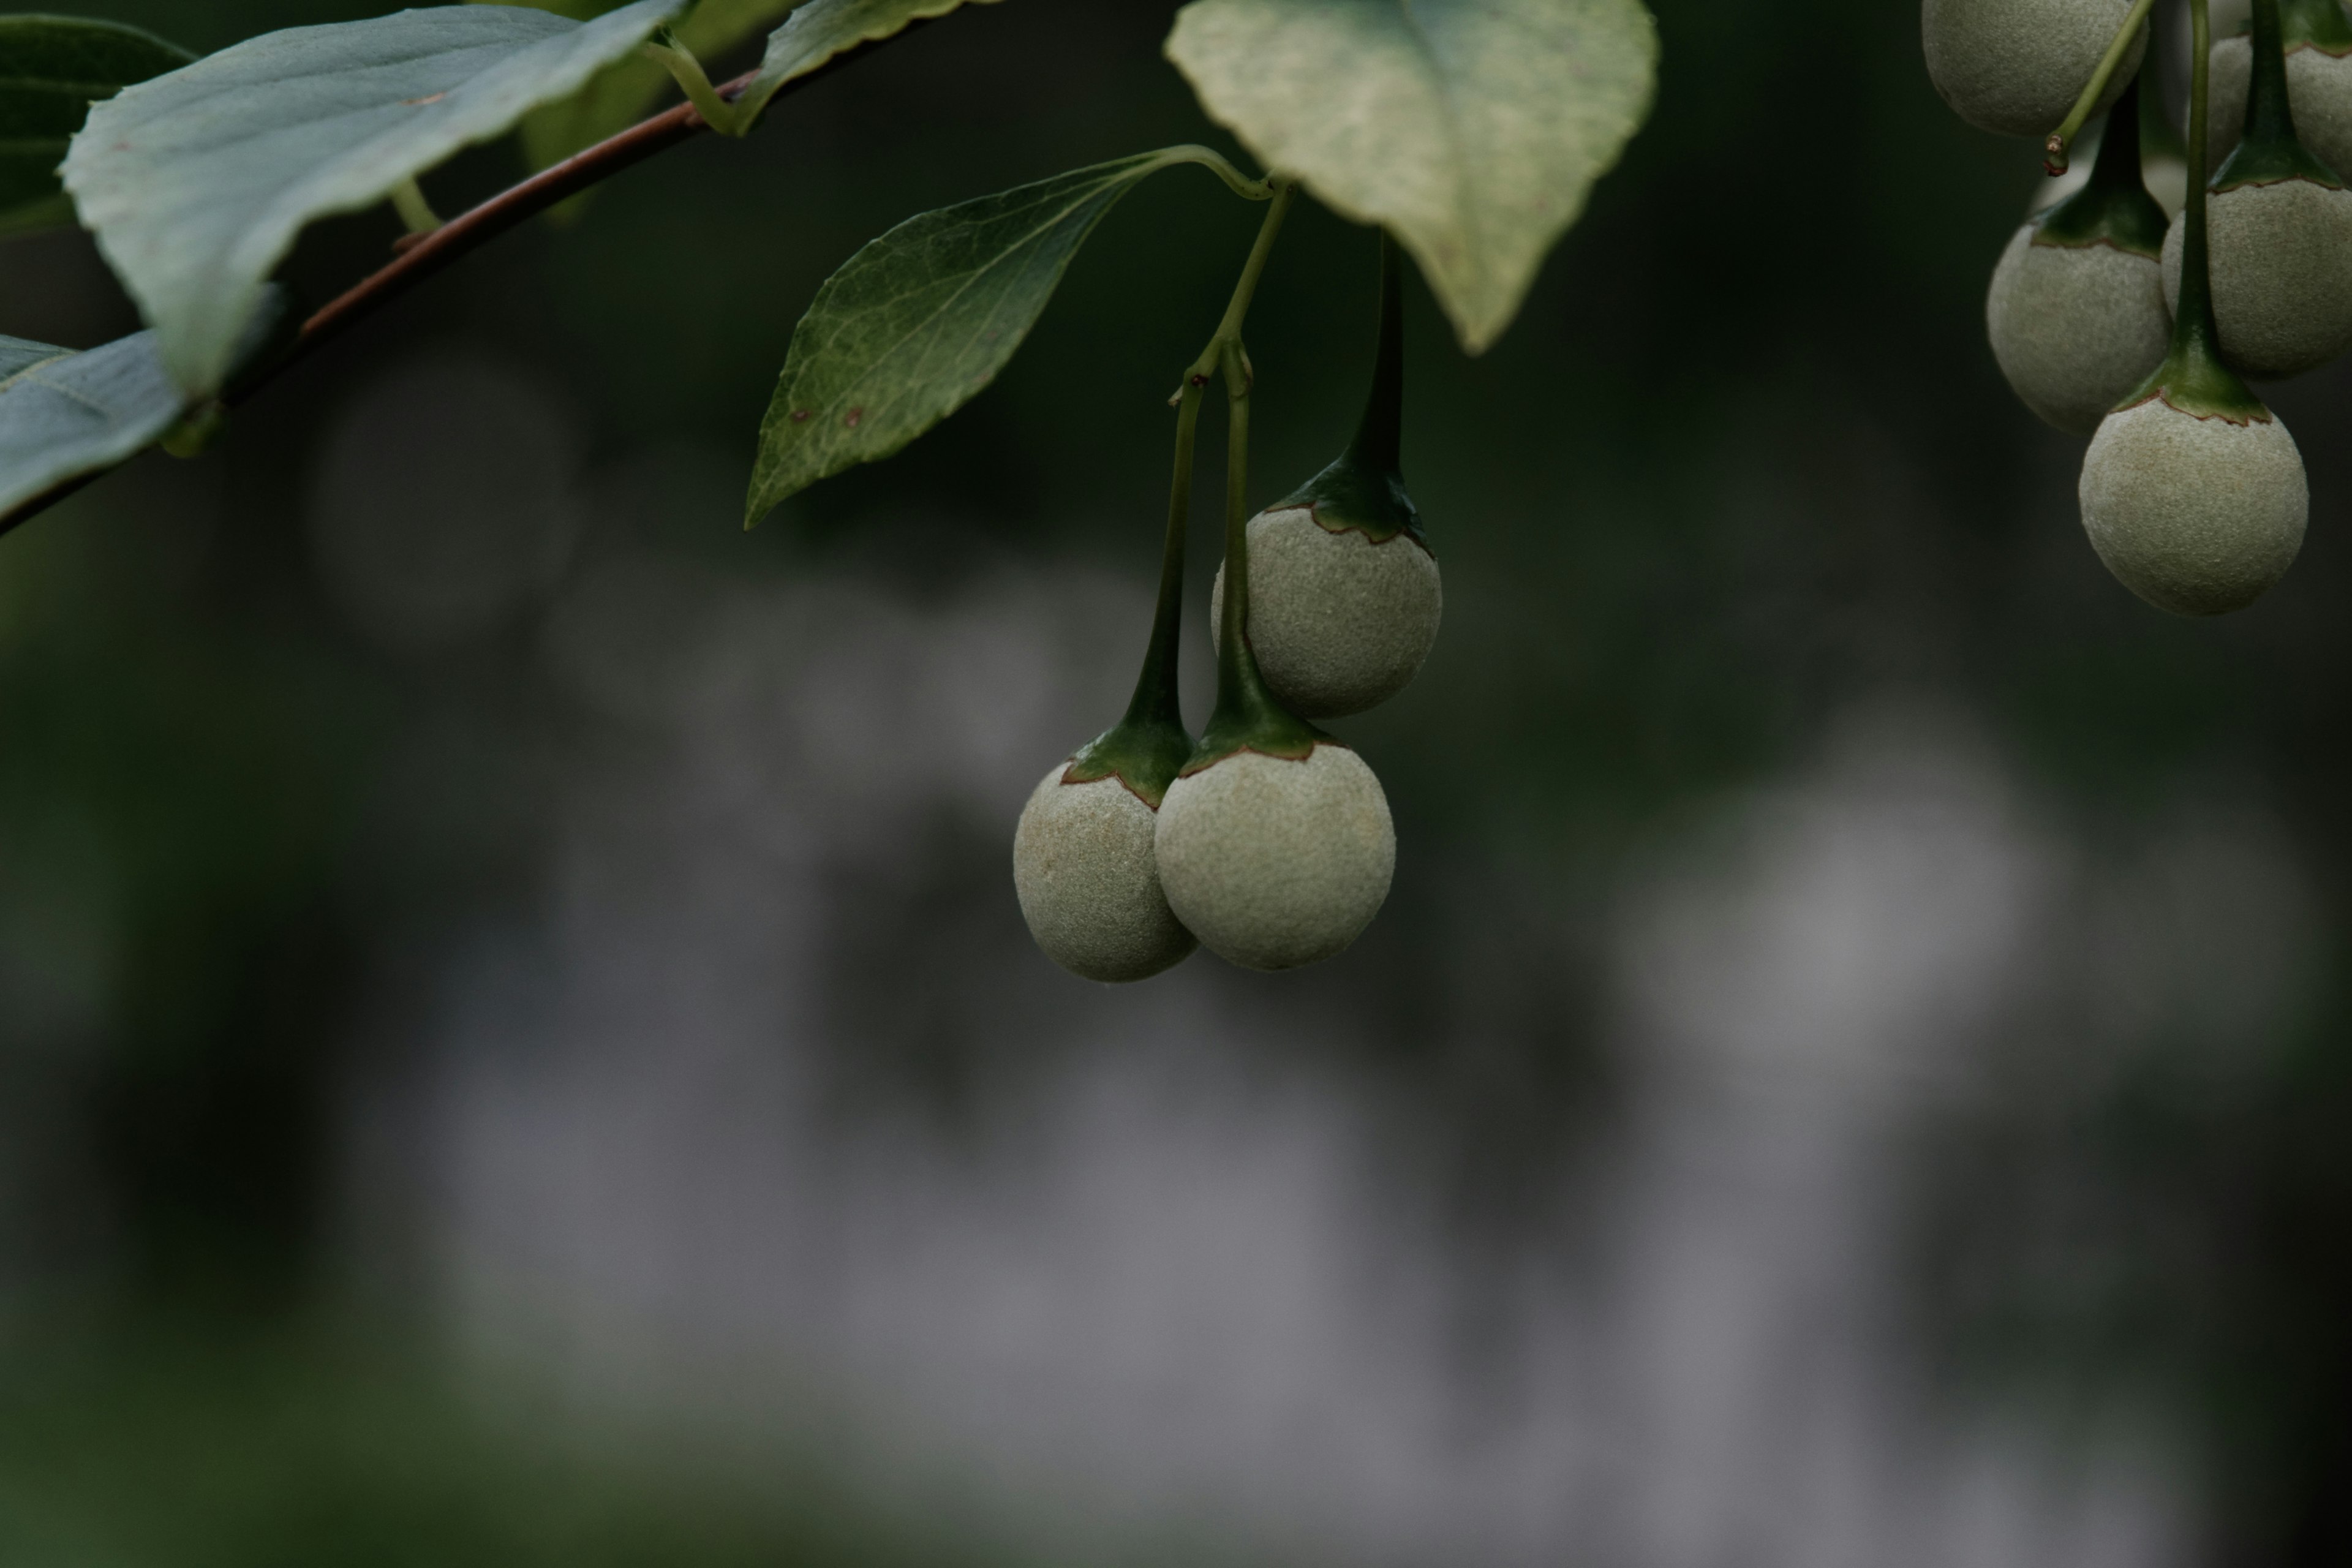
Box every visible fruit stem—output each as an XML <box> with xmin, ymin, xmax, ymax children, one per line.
<box><xmin>2179</xmin><ymin>0</ymin><xmax>2222</xmax><ymax>353</ymax></box>
<box><xmin>642</xmin><ymin>29</ymin><xmax>741</xmax><ymax>136</ymax></box>
<box><xmin>1117</xmin><ymin>379</ymin><xmax>1203</xmax><ymax>736</ymax></box>
<box><xmin>2047</xmin><ymin>0</ymin><xmax>2156</xmax><ymax>174</ymax></box>
<box><xmin>1189</xmin><ymin>339</ymin><xmax>1325</xmax><ymax>771</ymax></box>
<box><xmin>2245</xmin><ymin>0</ymin><xmax>2299</xmax><ymax>147</ymax></box>
<box><xmin>389</xmin><ymin>177</ymin><xmax>442</xmax><ymax>235</ymax></box>
<box><xmin>1185</xmin><ymin>179</ymin><xmax>1296</xmax><ymax>387</ymax></box>
<box><xmin>2212</xmin><ymin>0</ymin><xmax>2343</xmax><ymax>184</ymax></box>
<box><xmin>1344</xmin><ymin>230</ymin><xmax>1404</xmax><ymax>475</ymax></box>
<box><xmin>2119</xmin><ymin>0</ymin><xmax>2268</xmax><ymax>421</ymax></box>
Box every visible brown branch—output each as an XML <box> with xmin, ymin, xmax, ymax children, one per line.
<box><xmin>1</xmin><ymin>21</ymin><xmax>930</xmax><ymax>540</ymax></box>
<box><xmin>263</xmin><ymin>22</ymin><xmax>930</xmax><ymax>382</ymax></box>
<box><xmin>262</xmin><ymin>69</ymin><xmax>761</xmax><ymax>390</ymax></box>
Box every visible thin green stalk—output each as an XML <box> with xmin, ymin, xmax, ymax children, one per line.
<box><xmin>2119</xmin><ymin>0</ymin><xmax>2267</xmax><ymax>420</ymax></box>
<box><xmin>643</xmin><ymin>31</ymin><xmax>741</xmax><ymax>135</ymax></box>
<box><xmin>1183</xmin><ymin>179</ymin><xmax>1297</xmax><ymax>388</ymax></box>
<box><xmin>1218</xmin><ymin>339</ymin><xmax>1252</xmax><ymax>655</ymax></box>
<box><xmin>389</xmin><ymin>177</ymin><xmax>441</xmax><ymax>235</ymax></box>
<box><xmin>1191</xmin><ymin>337</ymin><xmax>1324</xmax><ymax>768</ymax></box>
<box><xmin>2047</xmin><ymin>0</ymin><xmax>2158</xmax><ymax>172</ymax></box>
<box><xmin>1344</xmin><ymin>230</ymin><xmax>1403</xmax><ymax>472</ymax></box>
<box><xmin>1117</xmin><ymin>380</ymin><xmax>1203</xmax><ymax>733</ymax></box>
<box><xmin>2177</xmin><ymin>0</ymin><xmax>2220</xmax><ymax>358</ymax></box>
<box><xmin>2245</xmin><ymin>0</ymin><xmax>2298</xmax><ymax>146</ymax></box>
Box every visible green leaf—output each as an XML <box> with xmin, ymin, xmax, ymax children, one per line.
<box><xmin>60</xmin><ymin>0</ymin><xmax>686</xmax><ymax>401</ymax></box>
<box><xmin>0</xmin><ymin>288</ymin><xmax>288</xmax><ymax>530</ymax></box>
<box><xmin>0</xmin><ymin>330</ymin><xmax>180</xmax><ymax>526</ymax></box>
<box><xmin>0</xmin><ymin>15</ymin><xmax>194</xmax><ymax>235</ymax></box>
<box><xmin>734</xmin><ymin>0</ymin><xmax>1005</xmax><ymax>126</ymax></box>
<box><xmin>1166</xmin><ymin>0</ymin><xmax>1659</xmax><ymax>354</ymax></box>
<box><xmin>486</xmin><ymin>0</ymin><xmax>807</xmax><ymax>173</ymax></box>
<box><xmin>747</xmin><ymin>147</ymin><xmax>1214</xmax><ymax>524</ymax></box>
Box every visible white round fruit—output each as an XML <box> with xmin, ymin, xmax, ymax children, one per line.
<box><xmin>2078</xmin><ymin>398</ymin><xmax>2307</xmax><ymax>614</ymax></box>
<box><xmin>1012</xmin><ymin>765</ymin><xmax>1197</xmax><ymax>982</ymax></box>
<box><xmin>1986</xmin><ymin>223</ymin><xmax>2171</xmax><ymax>432</ymax></box>
<box><xmin>1153</xmin><ymin>744</ymin><xmax>1395</xmax><ymax>973</ymax></box>
<box><xmin>2206</xmin><ymin>36</ymin><xmax>2352</xmax><ymax>176</ymax></box>
<box><xmin>1924</xmin><ymin>0</ymin><xmax>2150</xmax><ymax>138</ymax></box>
<box><xmin>1208</xmin><ymin>507</ymin><xmax>1441</xmax><ymax>718</ymax></box>
<box><xmin>2160</xmin><ymin>178</ymin><xmax>2352</xmax><ymax>376</ymax></box>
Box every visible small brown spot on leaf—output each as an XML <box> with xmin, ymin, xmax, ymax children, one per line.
<box><xmin>844</xmin><ymin>407</ymin><xmax>864</xmax><ymax>428</ymax></box>
<box><xmin>790</xmin><ymin>408</ymin><xmax>812</xmax><ymax>423</ymax></box>
<box><xmin>402</xmin><ymin>92</ymin><xmax>447</xmax><ymax>107</ymax></box>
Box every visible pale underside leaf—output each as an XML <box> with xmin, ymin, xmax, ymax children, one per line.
<box><xmin>736</xmin><ymin>0</ymin><xmax>1005</xmax><ymax>124</ymax></box>
<box><xmin>0</xmin><ymin>289</ymin><xmax>288</xmax><ymax>531</ymax></box>
<box><xmin>1166</xmin><ymin>0</ymin><xmax>1659</xmax><ymax>353</ymax></box>
<box><xmin>61</xmin><ymin>1</ymin><xmax>685</xmax><ymax>400</ymax></box>
<box><xmin>0</xmin><ymin>15</ymin><xmax>194</xmax><ymax>235</ymax></box>
<box><xmin>746</xmin><ymin>148</ymin><xmax>1188</xmax><ymax>524</ymax></box>
<box><xmin>0</xmin><ymin>330</ymin><xmax>181</xmax><ymax>526</ymax></box>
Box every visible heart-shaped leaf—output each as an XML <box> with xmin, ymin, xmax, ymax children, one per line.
<box><xmin>734</xmin><ymin>0</ymin><xmax>1005</xmax><ymax>126</ymax></box>
<box><xmin>0</xmin><ymin>15</ymin><xmax>193</xmax><ymax>235</ymax></box>
<box><xmin>746</xmin><ymin>146</ymin><xmax>1224</xmax><ymax>524</ymax></box>
<box><xmin>61</xmin><ymin>0</ymin><xmax>686</xmax><ymax>401</ymax></box>
<box><xmin>1166</xmin><ymin>0</ymin><xmax>1659</xmax><ymax>353</ymax></box>
<box><xmin>0</xmin><ymin>290</ymin><xmax>290</xmax><ymax>532</ymax></box>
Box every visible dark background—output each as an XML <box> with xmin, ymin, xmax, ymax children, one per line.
<box><xmin>3</xmin><ymin>1</ymin><xmax>2349</xmax><ymax>1563</ymax></box>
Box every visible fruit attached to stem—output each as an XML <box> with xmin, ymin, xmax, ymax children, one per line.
<box><xmin>1208</xmin><ymin>232</ymin><xmax>1439</xmax><ymax>718</ymax></box>
<box><xmin>2083</xmin><ymin>0</ymin><xmax>2309</xmax><ymax>616</ymax></box>
<box><xmin>1989</xmin><ymin>74</ymin><xmax>2173</xmax><ymax>433</ymax></box>
<box><xmin>1157</xmin><ymin>339</ymin><xmax>1395</xmax><ymax>973</ymax></box>
<box><xmin>1012</xmin><ymin>384</ymin><xmax>1205</xmax><ymax>983</ymax></box>
<box><xmin>2162</xmin><ymin>0</ymin><xmax>2352</xmax><ymax>377</ymax></box>
<box><xmin>2204</xmin><ymin>0</ymin><xmax>2352</xmax><ymax>174</ymax></box>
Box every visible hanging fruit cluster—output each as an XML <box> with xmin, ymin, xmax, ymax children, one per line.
<box><xmin>1936</xmin><ymin>0</ymin><xmax>2346</xmax><ymax>616</ymax></box>
<box><xmin>1012</xmin><ymin>199</ymin><xmax>1439</xmax><ymax>982</ymax></box>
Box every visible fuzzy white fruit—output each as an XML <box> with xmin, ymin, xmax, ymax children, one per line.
<box><xmin>2079</xmin><ymin>398</ymin><xmax>2307</xmax><ymax>614</ymax></box>
<box><xmin>1986</xmin><ymin>224</ymin><xmax>2171</xmax><ymax>432</ymax></box>
<box><xmin>1208</xmin><ymin>507</ymin><xmax>1442</xmax><ymax>718</ymax></box>
<box><xmin>1154</xmin><ymin>744</ymin><xmax>1395</xmax><ymax>973</ymax></box>
<box><xmin>1923</xmin><ymin>0</ymin><xmax>2149</xmax><ymax>137</ymax></box>
<box><xmin>2160</xmin><ymin>179</ymin><xmax>2352</xmax><ymax>375</ymax></box>
<box><xmin>1012</xmin><ymin>766</ymin><xmax>1197</xmax><ymax>982</ymax></box>
<box><xmin>2207</xmin><ymin>37</ymin><xmax>2352</xmax><ymax>175</ymax></box>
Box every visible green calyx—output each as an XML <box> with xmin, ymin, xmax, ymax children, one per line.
<box><xmin>2119</xmin><ymin>336</ymin><xmax>2274</xmax><ymax>422</ymax></box>
<box><xmin>2034</xmin><ymin>74</ymin><xmax>2169</xmax><ymax>255</ymax></box>
<box><xmin>1186</xmin><ymin>641</ymin><xmax>1329</xmax><ymax>774</ymax></box>
<box><xmin>2127</xmin><ymin>0</ymin><xmax>2274</xmax><ymax>424</ymax></box>
<box><xmin>2280</xmin><ymin>0</ymin><xmax>2352</xmax><ymax>53</ymax></box>
<box><xmin>1270</xmin><ymin>230</ymin><xmax>1427</xmax><ymax>547</ymax></box>
<box><xmin>2216</xmin><ymin>0</ymin><xmax>2347</xmax><ymax>187</ymax></box>
<box><xmin>1273</xmin><ymin>454</ymin><xmax>1425</xmax><ymax>545</ymax></box>
<box><xmin>1063</xmin><ymin>714</ymin><xmax>1194</xmax><ymax>809</ymax></box>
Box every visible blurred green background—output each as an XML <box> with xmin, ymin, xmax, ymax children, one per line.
<box><xmin>4</xmin><ymin>1</ymin><xmax>2351</xmax><ymax>1563</ymax></box>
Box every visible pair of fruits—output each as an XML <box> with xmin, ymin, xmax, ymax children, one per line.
<box><xmin>1932</xmin><ymin>0</ymin><xmax>2330</xmax><ymax>617</ymax></box>
<box><xmin>1012</xmin><ymin>240</ymin><xmax>1442</xmax><ymax>982</ymax></box>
